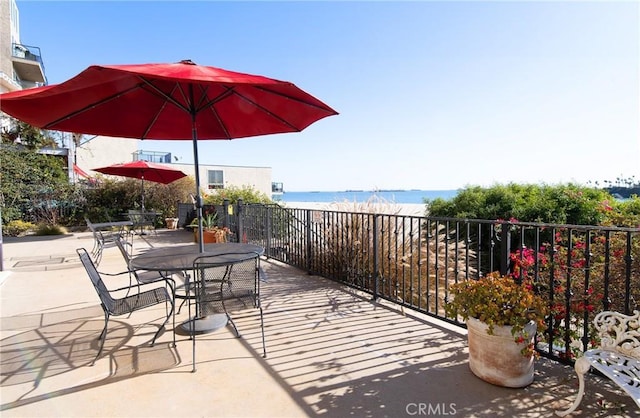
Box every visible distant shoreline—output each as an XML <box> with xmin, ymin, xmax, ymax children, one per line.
<box><xmin>605</xmin><ymin>186</ymin><xmax>640</xmax><ymax>199</ymax></box>
<box><xmin>279</xmin><ymin>189</ymin><xmax>458</xmax><ymax>205</ymax></box>
<box><xmin>284</xmin><ymin>188</ymin><xmax>456</xmax><ymax>193</ymax></box>
<box><xmin>281</xmin><ymin>201</ymin><xmax>427</xmax><ymax>216</ymax></box>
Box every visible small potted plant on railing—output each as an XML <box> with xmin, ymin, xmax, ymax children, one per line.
<box><xmin>188</xmin><ymin>211</ymin><xmax>230</xmax><ymax>243</ymax></box>
<box><xmin>445</xmin><ymin>271</ymin><xmax>548</xmax><ymax>388</ymax></box>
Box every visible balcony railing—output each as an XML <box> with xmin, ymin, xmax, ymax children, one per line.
<box><xmin>193</xmin><ymin>201</ymin><xmax>639</xmax><ymax>366</ymax></box>
<box><xmin>133</xmin><ymin>150</ymin><xmax>172</xmax><ymax>163</ymax></box>
<box><xmin>11</xmin><ymin>43</ymin><xmax>47</xmax><ymax>86</ymax></box>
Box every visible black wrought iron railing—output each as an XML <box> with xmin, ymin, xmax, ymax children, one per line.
<box><xmin>198</xmin><ymin>200</ymin><xmax>640</xmax><ymax>364</ymax></box>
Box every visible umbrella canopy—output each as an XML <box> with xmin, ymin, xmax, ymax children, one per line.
<box><xmin>93</xmin><ymin>160</ymin><xmax>187</xmax><ymax>184</ymax></box>
<box><xmin>0</xmin><ymin>59</ymin><xmax>337</xmax><ymax>250</ymax></box>
<box><xmin>0</xmin><ymin>60</ymin><xmax>337</xmax><ymax>140</ymax></box>
<box><xmin>93</xmin><ymin>160</ymin><xmax>187</xmax><ymax>211</ymax></box>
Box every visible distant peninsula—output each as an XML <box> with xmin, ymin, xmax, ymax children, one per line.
<box><xmin>606</xmin><ymin>186</ymin><xmax>640</xmax><ymax>199</ymax></box>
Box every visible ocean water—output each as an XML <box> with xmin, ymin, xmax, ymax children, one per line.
<box><xmin>279</xmin><ymin>189</ymin><xmax>458</xmax><ymax>204</ymax></box>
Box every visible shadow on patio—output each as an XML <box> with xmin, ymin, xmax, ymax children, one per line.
<box><xmin>1</xmin><ymin>304</ymin><xmax>179</xmax><ymax>412</ymax></box>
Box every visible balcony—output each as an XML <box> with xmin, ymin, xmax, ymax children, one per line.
<box><xmin>0</xmin><ymin>228</ymin><xmax>635</xmax><ymax>416</ymax></box>
<box><xmin>133</xmin><ymin>150</ymin><xmax>172</xmax><ymax>163</ymax></box>
<box><xmin>272</xmin><ymin>182</ymin><xmax>284</xmax><ymax>201</ymax></box>
<box><xmin>11</xmin><ymin>43</ymin><xmax>47</xmax><ymax>87</ymax></box>
<box><xmin>272</xmin><ymin>182</ymin><xmax>284</xmax><ymax>193</ymax></box>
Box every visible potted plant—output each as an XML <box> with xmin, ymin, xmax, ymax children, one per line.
<box><xmin>188</xmin><ymin>211</ymin><xmax>230</xmax><ymax>243</ymax></box>
<box><xmin>166</xmin><ymin>203</ymin><xmax>182</xmax><ymax>230</ymax></box>
<box><xmin>445</xmin><ymin>271</ymin><xmax>548</xmax><ymax>388</ymax></box>
<box><xmin>165</xmin><ymin>217</ymin><xmax>178</xmax><ymax>229</ymax></box>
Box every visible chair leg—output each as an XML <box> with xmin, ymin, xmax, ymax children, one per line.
<box><xmin>151</xmin><ymin>297</ymin><xmax>174</xmax><ymax>346</ymax></box>
<box><xmin>177</xmin><ymin>274</ymin><xmax>191</xmax><ymax>315</ymax></box>
<box><xmin>191</xmin><ymin>311</ymin><xmax>197</xmax><ymax>373</ymax></box>
<box><xmin>177</xmin><ymin>298</ymin><xmax>188</xmax><ymax>315</ymax></box>
<box><xmin>556</xmin><ymin>356</ymin><xmax>591</xmax><ymax>416</ymax></box>
<box><xmin>188</xmin><ymin>291</ymin><xmax>197</xmax><ymax>372</ymax></box>
<box><xmin>92</xmin><ymin>312</ymin><xmax>110</xmax><ymax>366</ymax></box>
<box><xmin>93</xmin><ymin>244</ymin><xmax>104</xmax><ymax>266</ymax></box>
<box><xmin>91</xmin><ymin>240</ymin><xmax>99</xmax><ymax>258</ymax></box>
<box><xmin>124</xmin><ymin>272</ymin><xmax>136</xmax><ymax>299</ymax></box>
<box><xmin>171</xmin><ymin>297</ymin><xmax>176</xmax><ymax>348</ymax></box>
<box><xmin>259</xmin><ymin>306</ymin><xmax>266</xmax><ymax>358</ymax></box>
<box><xmin>159</xmin><ymin>279</ymin><xmax>177</xmax><ymax>348</ymax></box>
<box><xmin>227</xmin><ymin>314</ymin><xmax>240</xmax><ymax>338</ymax></box>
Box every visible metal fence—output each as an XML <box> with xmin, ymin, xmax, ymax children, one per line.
<box><xmin>217</xmin><ymin>201</ymin><xmax>639</xmax><ymax>364</ymax></box>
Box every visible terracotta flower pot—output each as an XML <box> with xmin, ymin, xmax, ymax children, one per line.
<box><xmin>466</xmin><ymin>317</ymin><xmax>536</xmax><ymax>388</ymax></box>
<box><xmin>193</xmin><ymin>228</ymin><xmax>227</xmax><ymax>244</ymax></box>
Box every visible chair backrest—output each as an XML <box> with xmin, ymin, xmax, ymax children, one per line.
<box><xmin>193</xmin><ymin>252</ymin><xmax>260</xmax><ymax>318</ymax></box>
<box><xmin>85</xmin><ymin>217</ymin><xmax>99</xmax><ymax>237</ymax></box>
<box><xmin>127</xmin><ymin>209</ymin><xmax>141</xmax><ymax>223</ymax></box>
<box><xmin>77</xmin><ymin>248</ymin><xmax>115</xmax><ymax>311</ymax></box>
<box><xmin>85</xmin><ymin>217</ymin><xmax>110</xmax><ymax>243</ymax></box>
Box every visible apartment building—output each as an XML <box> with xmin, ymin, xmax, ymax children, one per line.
<box><xmin>0</xmin><ymin>0</ymin><xmax>46</xmax><ymax>93</ymax></box>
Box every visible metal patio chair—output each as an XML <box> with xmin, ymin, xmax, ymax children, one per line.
<box><xmin>188</xmin><ymin>252</ymin><xmax>266</xmax><ymax>372</ymax></box>
<box><xmin>77</xmin><ymin>248</ymin><xmax>175</xmax><ymax>365</ymax></box>
<box><xmin>113</xmin><ymin>236</ymin><xmax>170</xmax><ymax>285</ymax></box>
<box><xmin>85</xmin><ymin>217</ymin><xmax>131</xmax><ymax>266</ymax></box>
<box><xmin>128</xmin><ymin>210</ymin><xmax>158</xmax><ymax>236</ymax></box>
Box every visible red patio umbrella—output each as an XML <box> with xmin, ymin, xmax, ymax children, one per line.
<box><xmin>93</xmin><ymin>160</ymin><xmax>187</xmax><ymax>211</ymax></box>
<box><xmin>0</xmin><ymin>59</ymin><xmax>338</xmax><ymax>250</ymax></box>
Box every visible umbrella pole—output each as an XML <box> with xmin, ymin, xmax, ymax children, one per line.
<box><xmin>140</xmin><ymin>175</ymin><xmax>146</xmax><ymax>235</ymax></box>
<box><xmin>191</xmin><ymin>114</ymin><xmax>205</xmax><ymax>253</ymax></box>
<box><xmin>141</xmin><ymin>175</ymin><xmax>145</xmax><ymax>212</ymax></box>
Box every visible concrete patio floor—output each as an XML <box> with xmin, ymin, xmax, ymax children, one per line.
<box><xmin>0</xmin><ymin>228</ymin><xmax>637</xmax><ymax>417</ymax></box>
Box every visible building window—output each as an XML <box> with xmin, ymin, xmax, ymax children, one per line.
<box><xmin>207</xmin><ymin>170</ymin><xmax>224</xmax><ymax>189</ymax></box>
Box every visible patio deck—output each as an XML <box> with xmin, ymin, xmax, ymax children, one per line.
<box><xmin>0</xmin><ymin>229</ymin><xmax>636</xmax><ymax>417</ymax></box>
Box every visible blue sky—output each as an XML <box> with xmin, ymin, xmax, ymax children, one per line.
<box><xmin>16</xmin><ymin>1</ymin><xmax>640</xmax><ymax>192</ymax></box>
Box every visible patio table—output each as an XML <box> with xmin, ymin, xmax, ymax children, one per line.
<box><xmin>130</xmin><ymin>242</ymin><xmax>264</xmax><ymax>333</ymax></box>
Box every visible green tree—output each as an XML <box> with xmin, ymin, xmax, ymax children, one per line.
<box><xmin>1</xmin><ymin>116</ymin><xmax>57</xmax><ymax>149</ymax></box>
<box><xmin>1</xmin><ymin>145</ymin><xmax>70</xmax><ymax>224</ymax></box>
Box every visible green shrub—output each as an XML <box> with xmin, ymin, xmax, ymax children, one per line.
<box><xmin>601</xmin><ymin>195</ymin><xmax>640</xmax><ymax>227</ymax></box>
<box><xmin>203</xmin><ymin>185</ymin><xmax>272</xmax><ymax>205</ymax></box>
<box><xmin>34</xmin><ymin>223</ymin><xmax>68</xmax><ymax>236</ymax></box>
<box><xmin>3</xmin><ymin>220</ymin><xmax>35</xmax><ymax>237</ymax></box>
<box><xmin>427</xmin><ymin>183</ymin><xmax>614</xmax><ymax>225</ymax></box>
<box><xmin>85</xmin><ymin>176</ymin><xmax>195</xmax><ymax>223</ymax></box>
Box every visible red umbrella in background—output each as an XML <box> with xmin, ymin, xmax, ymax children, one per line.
<box><xmin>0</xmin><ymin>60</ymin><xmax>338</xmax><ymax>250</ymax></box>
<box><xmin>93</xmin><ymin>160</ymin><xmax>187</xmax><ymax>211</ymax></box>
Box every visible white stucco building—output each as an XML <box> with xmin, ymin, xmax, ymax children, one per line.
<box><xmin>75</xmin><ymin>135</ymin><xmax>273</xmax><ymax>197</ymax></box>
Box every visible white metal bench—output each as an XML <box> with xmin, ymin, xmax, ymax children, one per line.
<box><xmin>556</xmin><ymin>310</ymin><xmax>640</xmax><ymax>416</ymax></box>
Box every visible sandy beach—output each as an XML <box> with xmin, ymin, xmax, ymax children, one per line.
<box><xmin>280</xmin><ymin>201</ymin><xmax>427</xmax><ymax>216</ymax></box>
